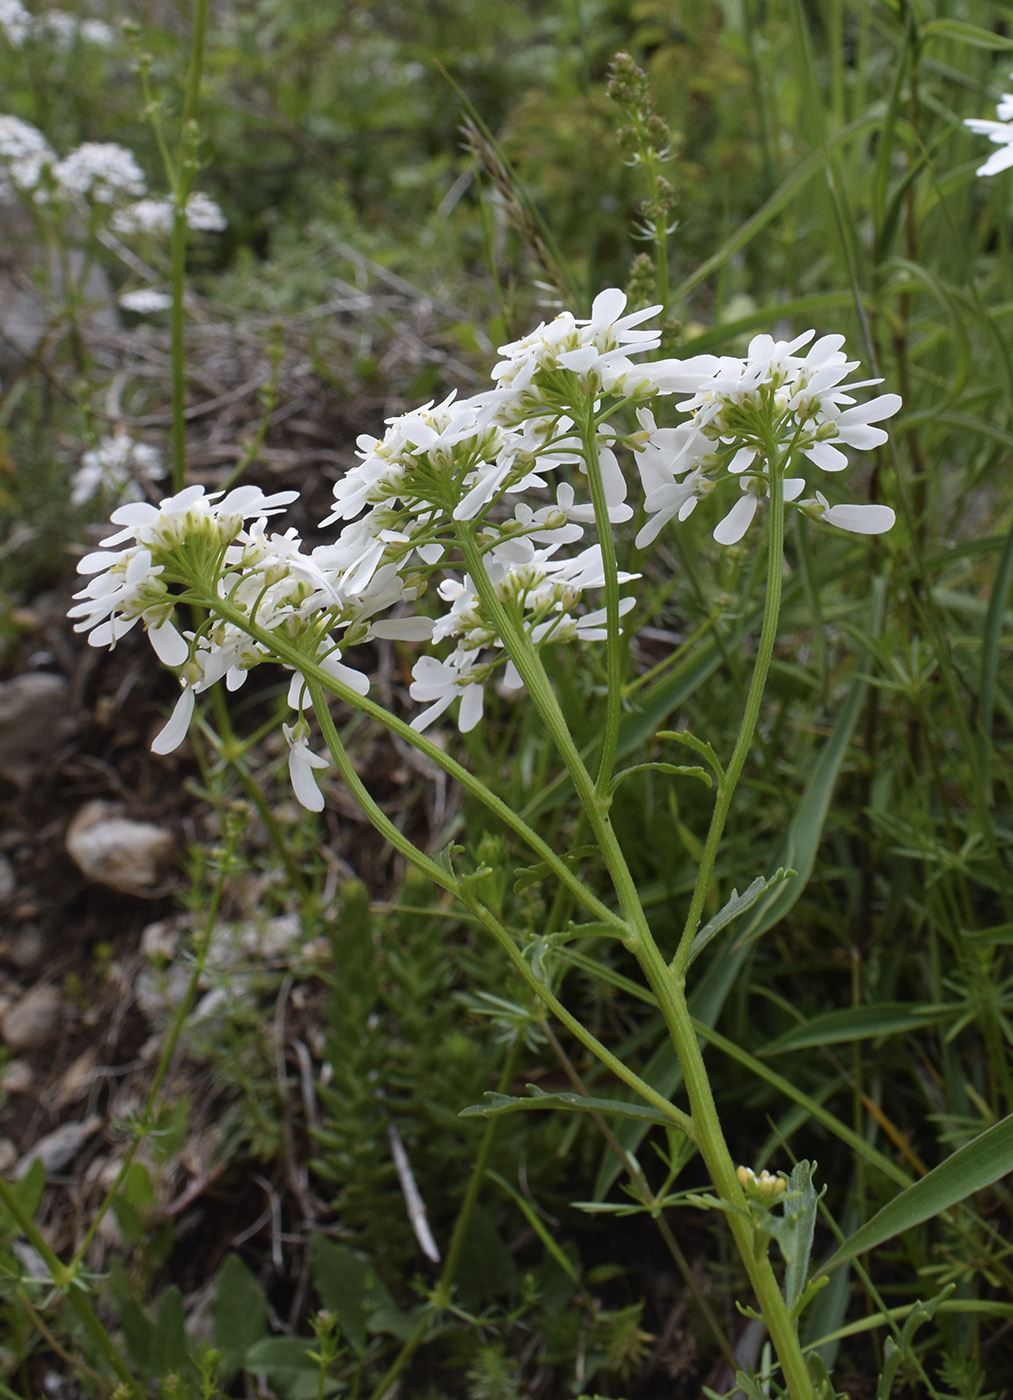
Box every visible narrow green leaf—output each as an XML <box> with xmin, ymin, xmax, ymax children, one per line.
<box><xmin>759</xmin><ymin>1003</ymin><xmax>952</xmax><ymax>1056</ymax></box>
<box><xmin>823</xmin><ymin>1115</ymin><xmax>1013</xmax><ymax>1273</ymax></box>
<box><xmin>486</xmin><ymin>1170</ymin><xmax>581</xmax><ymax>1286</ymax></box>
<box><xmin>460</xmin><ymin>1086</ymin><xmax>674</xmax><ymax>1128</ymax></box>
<box><xmin>687</xmin><ymin>869</ymin><xmax>795</xmax><ymax>968</ymax></box>
<box><xmin>609</xmin><ymin>761</ymin><xmax>711</xmax><ymax>795</ymax></box>
<box><xmin>922</xmin><ymin>18</ymin><xmax>1013</xmax><ymax>49</ymax></box>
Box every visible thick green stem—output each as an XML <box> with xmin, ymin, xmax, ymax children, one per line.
<box><xmin>671</xmin><ymin>457</ymin><xmax>787</xmax><ymax>979</ymax></box>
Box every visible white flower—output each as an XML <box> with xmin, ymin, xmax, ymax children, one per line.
<box><xmin>966</xmin><ymin>79</ymin><xmax>1013</xmax><ymax>177</ymax></box>
<box><xmin>111</xmin><ymin>198</ymin><xmax>173</xmax><ymax>235</ymax></box>
<box><xmin>119</xmin><ymin>288</ymin><xmax>172</xmax><ymax>314</ymax></box>
<box><xmin>184</xmin><ymin>191</ymin><xmax>226</xmax><ymax>232</ymax></box>
<box><xmin>282</xmin><ymin>723</ymin><xmax>329</xmax><ymax>811</ymax></box>
<box><xmin>409</xmin><ymin>651</ymin><xmax>486</xmax><ymax>733</ymax></box>
<box><xmin>69</xmin><ymin>484</ymin><xmax>299</xmax><ymax>654</ymax></box>
<box><xmin>638</xmin><ymin>328</ymin><xmax>901</xmax><ymax>546</ymax></box>
<box><xmin>78</xmin><ymin>17</ymin><xmax>115</xmax><ymax>45</ymax></box>
<box><xmin>53</xmin><ymin>142</ymin><xmax>146</xmax><ymax>204</ymax></box>
<box><xmin>112</xmin><ymin>192</ymin><xmax>226</xmax><ymax>236</ymax></box>
<box><xmin>0</xmin><ymin>114</ymin><xmax>55</xmax><ymax>200</ymax></box>
<box><xmin>69</xmin><ymin>542</ymin><xmax>174</xmax><ymax>650</ymax></box>
<box><xmin>0</xmin><ymin>0</ymin><xmax>31</xmax><ymax>45</ymax></box>
<box><xmin>489</xmin><ymin>288</ymin><xmax>663</xmax><ymax>408</ymax></box>
<box><xmin>71</xmin><ymin>432</ymin><xmax>164</xmax><ymax>506</ymax></box>
<box><xmin>811</xmin><ymin>491</ymin><xmax>895</xmax><ymax>536</ymax></box>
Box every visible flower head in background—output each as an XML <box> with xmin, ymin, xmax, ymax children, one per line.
<box><xmin>112</xmin><ymin>192</ymin><xmax>227</xmax><ymax>237</ymax></box>
<box><xmin>0</xmin><ymin>0</ymin><xmax>31</xmax><ymax>45</ymax></box>
<box><xmin>53</xmin><ymin>142</ymin><xmax>146</xmax><ymax>204</ymax></box>
<box><xmin>965</xmin><ymin>79</ymin><xmax>1013</xmax><ymax>177</ymax></box>
<box><xmin>72</xmin><ymin>432</ymin><xmax>165</xmax><ymax>507</ymax></box>
<box><xmin>0</xmin><ymin>114</ymin><xmax>55</xmax><ymax>201</ymax></box>
<box><xmin>118</xmin><ymin>288</ymin><xmax>172</xmax><ymax>314</ymax></box>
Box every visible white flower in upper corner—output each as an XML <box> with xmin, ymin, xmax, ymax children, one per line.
<box><xmin>966</xmin><ymin>79</ymin><xmax>1013</xmax><ymax>177</ymax></box>
<box><xmin>36</xmin><ymin>10</ymin><xmax>115</xmax><ymax>49</ymax></box>
<box><xmin>71</xmin><ymin>432</ymin><xmax>164</xmax><ymax>506</ymax></box>
<box><xmin>282</xmin><ymin>722</ymin><xmax>329</xmax><ymax>812</ymax></box>
<box><xmin>53</xmin><ymin>142</ymin><xmax>146</xmax><ymax>204</ymax></box>
<box><xmin>0</xmin><ymin>115</ymin><xmax>55</xmax><ymax>200</ymax></box>
<box><xmin>0</xmin><ymin>0</ymin><xmax>31</xmax><ymax>45</ymax></box>
<box><xmin>119</xmin><ymin>288</ymin><xmax>172</xmax><ymax>314</ymax></box>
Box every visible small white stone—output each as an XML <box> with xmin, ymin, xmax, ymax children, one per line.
<box><xmin>15</xmin><ymin>1114</ymin><xmax>102</xmax><ymax>1178</ymax></box>
<box><xmin>1</xmin><ymin>983</ymin><xmax>61</xmax><ymax>1049</ymax></box>
<box><xmin>66</xmin><ymin>800</ymin><xmax>173</xmax><ymax>894</ymax></box>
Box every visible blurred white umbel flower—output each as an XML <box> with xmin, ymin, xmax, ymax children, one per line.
<box><xmin>72</xmin><ymin>432</ymin><xmax>164</xmax><ymax>506</ymax></box>
<box><xmin>0</xmin><ymin>0</ymin><xmax>31</xmax><ymax>45</ymax></box>
<box><xmin>965</xmin><ymin>79</ymin><xmax>1013</xmax><ymax>177</ymax></box>
<box><xmin>53</xmin><ymin>142</ymin><xmax>146</xmax><ymax>204</ymax></box>
<box><xmin>118</xmin><ymin>288</ymin><xmax>172</xmax><ymax>314</ymax></box>
<box><xmin>0</xmin><ymin>114</ymin><xmax>55</xmax><ymax>200</ymax></box>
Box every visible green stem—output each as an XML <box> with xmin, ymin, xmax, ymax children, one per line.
<box><xmin>452</xmin><ymin>525</ymin><xmax>649</xmax><ymax>948</ymax></box>
<box><xmin>671</xmin><ymin>457</ymin><xmax>787</xmax><ymax>980</ymax></box>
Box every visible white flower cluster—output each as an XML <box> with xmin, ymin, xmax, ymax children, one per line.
<box><xmin>71</xmin><ymin>432</ymin><xmax>165</xmax><ymax>507</ymax></box>
<box><xmin>72</xmin><ymin>291</ymin><xmax>900</xmax><ymax>810</ymax></box>
<box><xmin>112</xmin><ymin>191</ymin><xmax>227</xmax><ymax>236</ymax></box>
<box><xmin>52</xmin><ymin>141</ymin><xmax>145</xmax><ymax>204</ymax></box>
<box><xmin>0</xmin><ymin>112</ymin><xmax>224</xmax><ymax>243</ymax></box>
<box><xmin>965</xmin><ymin>77</ymin><xmax>1013</xmax><ymax>177</ymax></box>
<box><xmin>0</xmin><ymin>114</ymin><xmax>55</xmax><ymax>202</ymax></box>
<box><xmin>634</xmin><ymin>328</ymin><xmax>900</xmax><ymax>547</ymax></box>
<box><xmin>0</xmin><ymin>0</ymin><xmax>114</xmax><ymax>47</ymax></box>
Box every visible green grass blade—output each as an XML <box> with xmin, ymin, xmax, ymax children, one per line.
<box><xmin>822</xmin><ymin>1114</ymin><xmax>1013</xmax><ymax>1274</ymax></box>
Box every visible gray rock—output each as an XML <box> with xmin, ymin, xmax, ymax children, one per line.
<box><xmin>1</xmin><ymin>983</ymin><xmax>62</xmax><ymax>1050</ymax></box>
<box><xmin>0</xmin><ymin>673</ymin><xmax>70</xmax><ymax>781</ymax></box>
<box><xmin>66</xmin><ymin>800</ymin><xmax>174</xmax><ymax>895</ymax></box>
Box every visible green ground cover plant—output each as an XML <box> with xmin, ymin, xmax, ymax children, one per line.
<box><xmin>0</xmin><ymin>1</ymin><xmax>1012</xmax><ymax>1397</ymax></box>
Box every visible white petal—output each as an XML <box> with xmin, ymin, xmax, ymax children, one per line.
<box><xmin>148</xmin><ymin>618</ymin><xmax>188</xmax><ymax>666</ymax></box>
<box><xmin>804</xmin><ymin>440</ymin><xmax>849</xmax><ymax>472</ymax></box>
<box><xmin>821</xmin><ymin>501</ymin><xmax>896</xmax><ymax>535</ymax></box>
<box><xmin>457</xmin><ymin>683</ymin><xmax>484</xmax><ymax>733</ymax></box>
<box><xmin>288</xmin><ymin>743</ymin><xmax>328</xmax><ymax>812</ymax></box>
<box><xmin>590</xmin><ymin>287</ymin><xmax>628</xmax><ymax>323</ymax></box>
<box><xmin>713</xmin><ymin>493</ymin><xmax>758</xmax><ymax>545</ymax></box>
<box><xmin>151</xmin><ymin>685</ymin><xmax>195</xmax><ymax>754</ymax></box>
<box><xmin>369</xmin><ymin>616</ymin><xmax>436</xmax><ymax>641</ymax></box>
